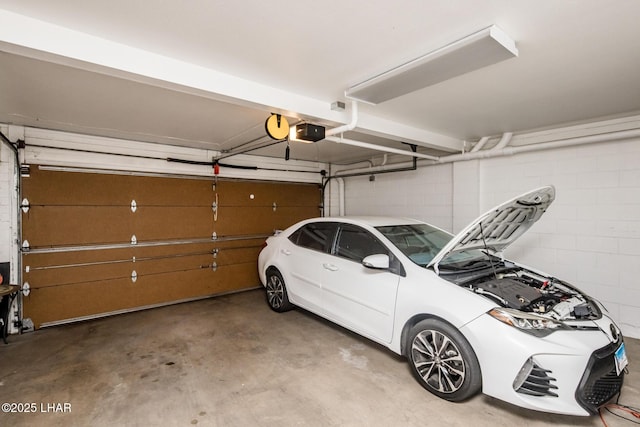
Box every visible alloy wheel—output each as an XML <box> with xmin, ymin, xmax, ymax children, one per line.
<box><xmin>411</xmin><ymin>329</ymin><xmax>466</xmax><ymax>394</ymax></box>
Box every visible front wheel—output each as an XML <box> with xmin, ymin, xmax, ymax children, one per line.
<box><xmin>408</xmin><ymin>319</ymin><xmax>481</xmax><ymax>402</ymax></box>
<box><xmin>265</xmin><ymin>269</ymin><xmax>293</xmax><ymax>312</ymax></box>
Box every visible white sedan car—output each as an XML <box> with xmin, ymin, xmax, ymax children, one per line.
<box><xmin>257</xmin><ymin>186</ymin><xmax>627</xmax><ymax>416</ymax></box>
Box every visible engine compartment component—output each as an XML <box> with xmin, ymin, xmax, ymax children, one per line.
<box><xmin>462</xmin><ymin>268</ymin><xmax>600</xmax><ymax>321</ymax></box>
<box><xmin>474</xmin><ymin>278</ymin><xmax>543</xmax><ymax>310</ymax></box>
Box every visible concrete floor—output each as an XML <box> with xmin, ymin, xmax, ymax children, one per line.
<box><xmin>0</xmin><ymin>289</ymin><xmax>637</xmax><ymax>427</ymax></box>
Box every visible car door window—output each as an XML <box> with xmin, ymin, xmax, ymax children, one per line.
<box><xmin>335</xmin><ymin>224</ymin><xmax>388</xmax><ymax>262</ymax></box>
<box><xmin>289</xmin><ymin>222</ymin><xmax>336</xmax><ymax>253</ymax></box>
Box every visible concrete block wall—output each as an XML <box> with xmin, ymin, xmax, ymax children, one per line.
<box><xmin>344</xmin><ymin>163</ymin><xmax>454</xmax><ymax>231</ymax></box>
<box><xmin>343</xmin><ymin>138</ymin><xmax>640</xmax><ymax>339</ymax></box>
<box><xmin>0</xmin><ymin>142</ymin><xmax>13</xmax><ymax>264</ymax></box>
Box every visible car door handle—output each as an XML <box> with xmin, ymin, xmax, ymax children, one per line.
<box><xmin>281</xmin><ymin>249</ymin><xmax>291</xmax><ymax>256</ymax></box>
<box><xmin>323</xmin><ymin>263</ymin><xmax>339</xmax><ymax>271</ymax></box>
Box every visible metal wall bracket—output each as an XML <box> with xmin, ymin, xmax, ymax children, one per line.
<box><xmin>21</xmin><ymin>198</ymin><xmax>30</xmax><ymax>213</ymax></box>
<box><xmin>131</xmin><ymin>200</ymin><xmax>137</xmax><ymax>213</ymax></box>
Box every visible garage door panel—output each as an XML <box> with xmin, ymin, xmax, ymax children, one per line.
<box><xmin>215</xmin><ymin>181</ymin><xmax>276</xmax><ymax>205</ymax></box>
<box><xmin>132</xmin><ymin>207</ymin><xmax>213</xmax><ymax>241</ymax></box>
<box><xmin>212</xmin><ymin>263</ymin><xmax>260</xmax><ymax>291</ymax></box>
<box><xmin>23</xmin><ymin>278</ymin><xmax>136</xmax><ymax>328</ymax></box>
<box><xmin>215</xmin><ymin>246</ymin><xmax>262</xmax><ymax>267</ymax></box>
<box><xmin>133</xmin><ymin>255</ymin><xmax>214</xmax><ymax>276</ymax></box>
<box><xmin>23</xmin><ymin>242</ymin><xmax>264</xmax><ymax>277</ymax></box>
<box><xmin>216</xmin><ymin>181</ymin><xmax>320</xmax><ymax>206</ymax></box>
<box><xmin>272</xmin><ymin>185</ymin><xmax>321</xmax><ymax>206</ymax></box>
<box><xmin>214</xmin><ymin>206</ymin><xmax>319</xmax><ymax>236</ymax></box>
<box><xmin>23</xmin><ymin>207</ymin><xmax>215</xmax><ymax>247</ymax></box>
<box><xmin>24</xmin><ymin>247</ymin><xmax>135</xmax><ymax>268</ymax></box>
<box><xmin>131</xmin><ymin>266</ymin><xmax>256</xmax><ymax>307</ymax></box>
<box><xmin>131</xmin><ymin>269</ymin><xmax>215</xmax><ymax>305</ymax></box>
<box><xmin>22</xmin><ymin>168</ymin><xmax>136</xmax><ymax>205</ymax></box>
<box><xmin>24</xmin><ymin>261</ymin><xmax>132</xmax><ymax>289</ymax></box>
<box><xmin>23</xmin><ymin>206</ymin><xmax>134</xmax><ymax>247</ymax></box>
<box><xmin>213</xmin><ymin>206</ymin><xmax>278</xmax><ymax>235</ymax></box>
<box><xmin>22</xmin><ymin>167</ymin><xmax>214</xmax><ymax>207</ymax></box>
<box><xmin>132</xmin><ymin>176</ymin><xmax>213</xmax><ymax>206</ymax></box>
<box><xmin>24</xmin><ymin>253</ymin><xmax>217</xmax><ymax>288</ymax></box>
<box><xmin>21</xmin><ymin>166</ymin><xmax>320</xmax><ymax>328</ymax></box>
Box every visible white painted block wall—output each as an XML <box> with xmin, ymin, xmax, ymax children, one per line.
<box><xmin>0</xmin><ymin>143</ymin><xmax>12</xmax><ymax>265</ymax></box>
<box><xmin>343</xmin><ymin>139</ymin><xmax>640</xmax><ymax>339</ymax></box>
<box><xmin>345</xmin><ymin>163</ymin><xmax>454</xmax><ymax>231</ymax></box>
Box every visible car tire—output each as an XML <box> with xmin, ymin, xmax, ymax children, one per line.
<box><xmin>408</xmin><ymin>318</ymin><xmax>481</xmax><ymax>402</ymax></box>
<box><xmin>265</xmin><ymin>269</ymin><xmax>294</xmax><ymax>312</ymax></box>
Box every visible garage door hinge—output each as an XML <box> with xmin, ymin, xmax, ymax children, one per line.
<box><xmin>211</xmin><ymin>262</ymin><xmax>217</xmax><ymax>272</ymax></box>
<box><xmin>131</xmin><ymin>235</ymin><xmax>137</xmax><ymax>245</ymax></box>
<box><xmin>22</xmin><ymin>282</ymin><xmax>30</xmax><ymax>296</ymax></box>
<box><xmin>212</xmin><ymin>248</ymin><xmax>219</xmax><ymax>258</ymax></box>
<box><xmin>213</xmin><ymin>193</ymin><xmax>219</xmax><ymax>221</ymax></box>
<box><xmin>131</xmin><ymin>270</ymin><xmax>138</xmax><ymax>283</ymax></box>
<box><xmin>272</xmin><ymin>202</ymin><xmax>277</xmax><ymax>212</ymax></box>
<box><xmin>21</xmin><ymin>198</ymin><xmax>30</xmax><ymax>213</ymax></box>
<box><xmin>21</xmin><ymin>240</ymin><xmax>30</xmax><ymax>251</ymax></box>
<box><xmin>212</xmin><ymin>232</ymin><xmax>217</xmax><ymax>240</ymax></box>
<box><xmin>131</xmin><ymin>200</ymin><xmax>137</xmax><ymax>213</ymax></box>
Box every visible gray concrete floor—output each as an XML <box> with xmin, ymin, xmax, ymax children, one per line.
<box><xmin>0</xmin><ymin>289</ymin><xmax>638</xmax><ymax>427</ymax></box>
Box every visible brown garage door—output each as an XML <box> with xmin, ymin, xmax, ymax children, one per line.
<box><xmin>21</xmin><ymin>166</ymin><xmax>320</xmax><ymax>328</ymax></box>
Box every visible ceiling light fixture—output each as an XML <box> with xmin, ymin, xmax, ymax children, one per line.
<box><xmin>345</xmin><ymin>25</ymin><xmax>518</xmax><ymax>104</ymax></box>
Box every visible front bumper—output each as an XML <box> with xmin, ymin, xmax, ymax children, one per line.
<box><xmin>461</xmin><ymin>313</ymin><xmax>624</xmax><ymax>416</ymax></box>
<box><xmin>576</xmin><ymin>340</ymin><xmax>625</xmax><ymax>414</ymax></box>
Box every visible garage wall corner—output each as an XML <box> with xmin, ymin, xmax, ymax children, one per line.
<box><xmin>0</xmin><ymin>125</ymin><xmax>20</xmax><ymax>285</ymax></box>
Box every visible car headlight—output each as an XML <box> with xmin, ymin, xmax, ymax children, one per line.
<box><xmin>488</xmin><ymin>308</ymin><xmax>568</xmax><ymax>337</ymax></box>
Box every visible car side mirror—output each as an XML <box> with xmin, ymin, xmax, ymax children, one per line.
<box><xmin>362</xmin><ymin>254</ymin><xmax>390</xmax><ymax>270</ymax></box>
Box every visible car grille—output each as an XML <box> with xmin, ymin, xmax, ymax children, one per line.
<box><xmin>515</xmin><ymin>360</ymin><xmax>559</xmax><ymax>397</ymax></box>
<box><xmin>576</xmin><ymin>341</ymin><xmax>625</xmax><ymax>414</ymax></box>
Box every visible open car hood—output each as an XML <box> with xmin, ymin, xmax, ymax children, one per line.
<box><xmin>428</xmin><ymin>186</ymin><xmax>556</xmax><ymax>273</ymax></box>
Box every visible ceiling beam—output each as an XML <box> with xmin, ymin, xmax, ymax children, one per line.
<box><xmin>0</xmin><ymin>9</ymin><xmax>463</xmax><ymax>152</ymax></box>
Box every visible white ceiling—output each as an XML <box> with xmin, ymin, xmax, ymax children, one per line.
<box><xmin>1</xmin><ymin>1</ymin><xmax>640</xmax><ymax>164</ymax></box>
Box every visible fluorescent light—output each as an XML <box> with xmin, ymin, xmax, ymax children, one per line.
<box><xmin>345</xmin><ymin>25</ymin><xmax>518</xmax><ymax>104</ymax></box>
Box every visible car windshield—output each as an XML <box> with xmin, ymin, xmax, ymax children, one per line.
<box><xmin>376</xmin><ymin>224</ymin><xmax>451</xmax><ymax>267</ymax></box>
<box><xmin>376</xmin><ymin>223</ymin><xmax>496</xmax><ymax>270</ymax></box>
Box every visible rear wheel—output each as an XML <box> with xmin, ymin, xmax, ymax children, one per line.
<box><xmin>265</xmin><ymin>269</ymin><xmax>293</xmax><ymax>312</ymax></box>
<box><xmin>408</xmin><ymin>319</ymin><xmax>481</xmax><ymax>402</ymax></box>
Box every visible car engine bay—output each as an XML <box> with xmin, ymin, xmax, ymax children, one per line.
<box><xmin>454</xmin><ymin>267</ymin><xmax>601</xmax><ymax>321</ymax></box>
